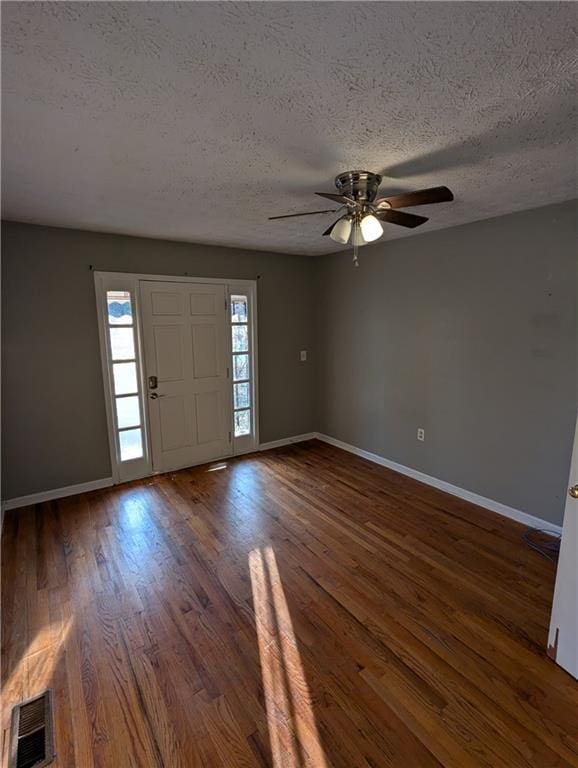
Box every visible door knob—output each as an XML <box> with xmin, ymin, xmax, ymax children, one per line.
<box><xmin>569</xmin><ymin>485</ymin><xmax>578</xmax><ymax>499</ymax></box>
<box><xmin>150</xmin><ymin>392</ymin><xmax>165</xmax><ymax>399</ymax></box>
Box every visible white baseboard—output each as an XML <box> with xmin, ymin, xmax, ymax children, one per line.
<box><xmin>259</xmin><ymin>432</ymin><xmax>317</xmax><ymax>452</ymax></box>
<box><xmin>2</xmin><ymin>435</ymin><xmax>318</xmax><ymax>512</ymax></box>
<box><xmin>316</xmin><ymin>433</ymin><xmax>562</xmax><ymax>534</ymax></box>
<box><xmin>2</xmin><ymin>434</ymin><xmax>562</xmax><ymax>535</ymax></box>
<box><xmin>2</xmin><ymin>476</ymin><xmax>114</xmax><ymax>512</ymax></box>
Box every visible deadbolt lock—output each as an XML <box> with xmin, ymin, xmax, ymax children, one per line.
<box><xmin>569</xmin><ymin>485</ymin><xmax>578</xmax><ymax>499</ymax></box>
<box><xmin>148</xmin><ymin>375</ymin><xmax>158</xmax><ymax>390</ymax></box>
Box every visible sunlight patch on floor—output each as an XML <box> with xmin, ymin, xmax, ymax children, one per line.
<box><xmin>207</xmin><ymin>462</ymin><xmax>228</xmax><ymax>472</ymax></box>
<box><xmin>249</xmin><ymin>546</ymin><xmax>328</xmax><ymax>768</ymax></box>
<box><xmin>5</xmin><ymin>615</ymin><xmax>73</xmax><ymax>698</ymax></box>
<box><xmin>118</xmin><ymin>494</ymin><xmax>151</xmax><ymax>530</ymax></box>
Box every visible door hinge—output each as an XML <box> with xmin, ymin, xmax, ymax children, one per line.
<box><xmin>229</xmin><ymin>431</ymin><xmax>232</xmax><ymax>442</ymax></box>
<box><xmin>225</xmin><ymin>298</ymin><xmax>228</xmax><ymax>310</ymax></box>
<box><xmin>227</xmin><ymin>366</ymin><xmax>230</xmax><ymax>378</ymax></box>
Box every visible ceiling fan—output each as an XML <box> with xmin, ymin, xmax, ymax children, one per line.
<box><xmin>269</xmin><ymin>170</ymin><xmax>454</xmax><ymax>265</ymax></box>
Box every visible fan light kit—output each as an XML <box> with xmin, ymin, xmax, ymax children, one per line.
<box><xmin>269</xmin><ymin>170</ymin><xmax>454</xmax><ymax>266</ymax></box>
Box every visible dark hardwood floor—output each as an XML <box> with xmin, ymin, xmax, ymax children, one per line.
<box><xmin>2</xmin><ymin>439</ymin><xmax>577</xmax><ymax>767</ymax></box>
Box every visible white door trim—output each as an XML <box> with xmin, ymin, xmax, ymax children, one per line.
<box><xmin>94</xmin><ymin>272</ymin><xmax>152</xmax><ymax>483</ymax></box>
<box><xmin>94</xmin><ymin>271</ymin><xmax>259</xmax><ymax>483</ymax></box>
<box><xmin>548</xmin><ymin>414</ymin><xmax>578</xmax><ymax>678</ymax></box>
<box><xmin>96</xmin><ymin>271</ymin><xmax>258</xmax><ymax>287</ymax></box>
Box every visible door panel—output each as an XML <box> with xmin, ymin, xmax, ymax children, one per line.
<box><xmin>159</xmin><ymin>396</ymin><xmax>187</xmax><ymax>451</ymax></box>
<box><xmin>154</xmin><ymin>326</ymin><xmax>184</xmax><ymax>381</ymax></box>
<box><xmin>196</xmin><ymin>390</ymin><xmax>222</xmax><ymax>444</ymax></box>
<box><xmin>190</xmin><ymin>293</ymin><xmax>216</xmax><ymax>315</ymax></box>
<box><xmin>151</xmin><ymin>291</ymin><xmax>181</xmax><ymax>315</ymax></box>
<box><xmin>192</xmin><ymin>324</ymin><xmax>219</xmax><ymax>378</ymax></box>
<box><xmin>140</xmin><ymin>280</ymin><xmax>232</xmax><ymax>473</ymax></box>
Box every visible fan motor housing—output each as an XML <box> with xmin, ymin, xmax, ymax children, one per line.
<box><xmin>335</xmin><ymin>170</ymin><xmax>382</xmax><ymax>203</ymax></box>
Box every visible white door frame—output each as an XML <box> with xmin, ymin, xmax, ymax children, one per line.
<box><xmin>548</xmin><ymin>414</ymin><xmax>578</xmax><ymax>678</ymax></box>
<box><xmin>94</xmin><ymin>271</ymin><xmax>259</xmax><ymax>484</ymax></box>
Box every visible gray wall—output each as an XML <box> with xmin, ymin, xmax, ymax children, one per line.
<box><xmin>317</xmin><ymin>200</ymin><xmax>577</xmax><ymax>526</ymax></box>
<box><xmin>3</xmin><ymin>201</ymin><xmax>576</xmax><ymax>525</ymax></box>
<box><xmin>1</xmin><ymin>222</ymin><xmax>317</xmax><ymax>498</ymax></box>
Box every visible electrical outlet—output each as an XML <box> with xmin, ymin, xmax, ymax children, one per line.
<box><xmin>417</xmin><ymin>428</ymin><xmax>425</xmax><ymax>442</ymax></box>
<box><xmin>300</xmin><ymin>350</ymin><xmax>307</xmax><ymax>362</ymax></box>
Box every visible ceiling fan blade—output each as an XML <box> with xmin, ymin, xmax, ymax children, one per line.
<box><xmin>375</xmin><ymin>209</ymin><xmax>428</xmax><ymax>228</ymax></box>
<box><xmin>315</xmin><ymin>192</ymin><xmax>355</xmax><ymax>205</ymax></box>
<box><xmin>375</xmin><ymin>186</ymin><xmax>454</xmax><ymax>209</ymax></box>
<box><xmin>268</xmin><ymin>208</ymin><xmax>337</xmax><ymax>220</ymax></box>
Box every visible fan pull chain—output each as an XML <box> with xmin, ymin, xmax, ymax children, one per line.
<box><xmin>352</xmin><ymin>216</ymin><xmax>360</xmax><ymax>267</ymax></box>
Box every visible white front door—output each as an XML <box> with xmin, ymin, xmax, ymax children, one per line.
<box><xmin>548</xmin><ymin>414</ymin><xmax>578</xmax><ymax>678</ymax></box>
<box><xmin>140</xmin><ymin>280</ymin><xmax>232</xmax><ymax>473</ymax></box>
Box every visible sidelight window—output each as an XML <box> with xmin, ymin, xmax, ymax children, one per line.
<box><xmin>106</xmin><ymin>291</ymin><xmax>144</xmax><ymax>461</ymax></box>
<box><xmin>230</xmin><ymin>294</ymin><xmax>252</xmax><ymax>437</ymax></box>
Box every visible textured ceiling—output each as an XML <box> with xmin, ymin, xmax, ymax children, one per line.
<box><xmin>2</xmin><ymin>2</ymin><xmax>577</xmax><ymax>255</ymax></box>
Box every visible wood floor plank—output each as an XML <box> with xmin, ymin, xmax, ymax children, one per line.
<box><xmin>2</xmin><ymin>439</ymin><xmax>577</xmax><ymax>767</ymax></box>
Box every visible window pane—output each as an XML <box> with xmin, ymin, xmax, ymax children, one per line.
<box><xmin>234</xmin><ymin>382</ymin><xmax>250</xmax><ymax>410</ymax></box>
<box><xmin>232</xmin><ymin>324</ymin><xmax>248</xmax><ymax>353</ymax></box>
<box><xmin>116</xmin><ymin>396</ymin><xmax>140</xmax><ymax>429</ymax></box>
<box><xmin>107</xmin><ymin>291</ymin><xmax>133</xmax><ymax>325</ymax></box>
<box><xmin>109</xmin><ymin>327</ymin><xmax>135</xmax><ymax>360</ymax></box>
<box><xmin>234</xmin><ymin>409</ymin><xmax>251</xmax><ymax>437</ymax></box>
<box><xmin>233</xmin><ymin>354</ymin><xmax>249</xmax><ymax>382</ymax></box>
<box><xmin>231</xmin><ymin>297</ymin><xmax>247</xmax><ymax>323</ymax></box>
<box><xmin>113</xmin><ymin>362</ymin><xmax>138</xmax><ymax>395</ymax></box>
<box><xmin>119</xmin><ymin>428</ymin><xmax>143</xmax><ymax>461</ymax></box>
